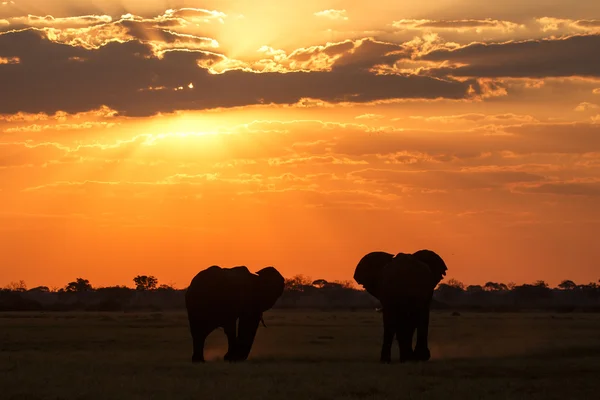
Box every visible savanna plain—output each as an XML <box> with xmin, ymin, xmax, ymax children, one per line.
<box><xmin>1</xmin><ymin>310</ymin><xmax>599</xmax><ymax>400</ymax></box>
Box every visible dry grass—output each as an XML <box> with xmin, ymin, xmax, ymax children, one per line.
<box><xmin>1</xmin><ymin>310</ymin><xmax>599</xmax><ymax>399</ymax></box>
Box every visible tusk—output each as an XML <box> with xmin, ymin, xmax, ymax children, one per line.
<box><xmin>260</xmin><ymin>316</ymin><xmax>267</xmax><ymax>328</ymax></box>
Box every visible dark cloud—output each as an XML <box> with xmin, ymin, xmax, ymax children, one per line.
<box><xmin>0</xmin><ymin>29</ymin><xmax>479</xmax><ymax>116</ymax></box>
<box><xmin>422</xmin><ymin>34</ymin><xmax>600</xmax><ymax>78</ymax></box>
<box><xmin>575</xmin><ymin>20</ymin><xmax>600</xmax><ymax>28</ymax></box>
<box><xmin>329</xmin><ymin>38</ymin><xmax>408</xmax><ymax>72</ymax></box>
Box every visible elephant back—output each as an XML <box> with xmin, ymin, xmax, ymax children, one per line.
<box><xmin>379</xmin><ymin>253</ymin><xmax>434</xmax><ymax>306</ymax></box>
<box><xmin>185</xmin><ymin>266</ymin><xmax>255</xmax><ymax>317</ymax></box>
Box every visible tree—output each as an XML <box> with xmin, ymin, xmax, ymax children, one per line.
<box><xmin>466</xmin><ymin>285</ymin><xmax>483</xmax><ymax>293</ymax></box>
<box><xmin>133</xmin><ymin>275</ymin><xmax>158</xmax><ymax>291</ymax></box>
<box><xmin>28</xmin><ymin>286</ymin><xmax>50</xmax><ymax>293</ymax></box>
<box><xmin>158</xmin><ymin>283</ymin><xmax>176</xmax><ymax>291</ymax></box>
<box><xmin>4</xmin><ymin>280</ymin><xmax>27</xmax><ymax>292</ymax></box>
<box><xmin>311</xmin><ymin>279</ymin><xmax>329</xmax><ymax>289</ymax></box>
<box><xmin>333</xmin><ymin>280</ymin><xmax>355</xmax><ymax>289</ymax></box>
<box><xmin>436</xmin><ymin>282</ymin><xmax>465</xmax><ymax>302</ymax></box>
<box><xmin>558</xmin><ymin>280</ymin><xmax>577</xmax><ymax>290</ymax></box>
<box><xmin>445</xmin><ymin>278</ymin><xmax>465</xmax><ymax>291</ymax></box>
<box><xmin>533</xmin><ymin>280</ymin><xmax>549</xmax><ymax>288</ymax></box>
<box><xmin>284</xmin><ymin>275</ymin><xmax>313</xmax><ymax>292</ymax></box>
<box><xmin>65</xmin><ymin>278</ymin><xmax>93</xmax><ymax>293</ymax></box>
<box><xmin>484</xmin><ymin>282</ymin><xmax>508</xmax><ymax>291</ymax></box>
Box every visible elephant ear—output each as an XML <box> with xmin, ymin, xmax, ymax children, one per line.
<box><xmin>411</xmin><ymin>249</ymin><xmax>448</xmax><ymax>287</ymax></box>
<box><xmin>353</xmin><ymin>252</ymin><xmax>395</xmax><ymax>299</ymax></box>
<box><xmin>255</xmin><ymin>266</ymin><xmax>285</xmax><ymax>312</ymax></box>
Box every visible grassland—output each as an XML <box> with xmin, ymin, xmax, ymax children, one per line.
<box><xmin>1</xmin><ymin>310</ymin><xmax>599</xmax><ymax>399</ymax></box>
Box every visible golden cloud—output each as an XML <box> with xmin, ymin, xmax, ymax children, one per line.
<box><xmin>392</xmin><ymin>18</ymin><xmax>523</xmax><ymax>33</ymax></box>
<box><xmin>314</xmin><ymin>9</ymin><xmax>348</xmax><ymax>21</ymax></box>
<box><xmin>536</xmin><ymin>17</ymin><xmax>600</xmax><ymax>33</ymax></box>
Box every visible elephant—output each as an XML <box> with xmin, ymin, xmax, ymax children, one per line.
<box><xmin>353</xmin><ymin>249</ymin><xmax>447</xmax><ymax>363</ymax></box>
<box><xmin>185</xmin><ymin>265</ymin><xmax>285</xmax><ymax>363</ymax></box>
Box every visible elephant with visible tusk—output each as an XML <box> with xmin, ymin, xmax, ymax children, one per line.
<box><xmin>353</xmin><ymin>249</ymin><xmax>448</xmax><ymax>363</ymax></box>
<box><xmin>185</xmin><ymin>265</ymin><xmax>285</xmax><ymax>363</ymax></box>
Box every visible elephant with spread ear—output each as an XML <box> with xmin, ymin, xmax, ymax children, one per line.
<box><xmin>185</xmin><ymin>265</ymin><xmax>285</xmax><ymax>363</ymax></box>
<box><xmin>353</xmin><ymin>249</ymin><xmax>447</xmax><ymax>363</ymax></box>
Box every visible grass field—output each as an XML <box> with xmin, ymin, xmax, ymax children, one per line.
<box><xmin>1</xmin><ymin>310</ymin><xmax>600</xmax><ymax>399</ymax></box>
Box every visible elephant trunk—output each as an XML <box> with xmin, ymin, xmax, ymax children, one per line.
<box><xmin>235</xmin><ymin>313</ymin><xmax>261</xmax><ymax>360</ymax></box>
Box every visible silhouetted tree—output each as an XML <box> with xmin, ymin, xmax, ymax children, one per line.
<box><xmin>484</xmin><ymin>282</ymin><xmax>508</xmax><ymax>291</ymax></box>
<box><xmin>4</xmin><ymin>280</ymin><xmax>27</xmax><ymax>292</ymax></box>
<box><xmin>436</xmin><ymin>280</ymin><xmax>465</xmax><ymax>302</ymax></box>
<box><xmin>558</xmin><ymin>280</ymin><xmax>577</xmax><ymax>290</ymax></box>
<box><xmin>333</xmin><ymin>280</ymin><xmax>355</xmax><ymax>289</ymax></box>
<box><xmin>466</xmin><ymin>285</ymin><xmax>484</xmax><ymax>293</ymax></box>
<box><xmin>446</xmin><ymin>278</ymin><xmax>465</xmax><ymax>290</ymax></box>
<box><xmin>133</xmin><ymin>275</ymin><xmax>158</xmax><ymax>291</ymax></box>
<box><xmin>513</xmin><ymin>282</ymin><xmax>552</xmax><ymax>301</ymax></box>
<box><xmin>534</xmin><ymin>280</ymin><xmax>549</xmax><ymax>288</ymax></box>
<box><xmin>312</xmin><ymin>279</ymin><xmax>329</xmax><ymax>289</ymax></box>
<box><xmin>65</xmin><ymin>278</ymin><xmax>93</xmax><ymax>293</ymax></box>
<box><xmin>28</xmin><ymin>286</ymin><xmax>50</xmax><ymax>293</ymax></box>
<box><xmin>284</xmin><ymin>275</ymin><xmax>313</xmax><ymax>292</ymax></box>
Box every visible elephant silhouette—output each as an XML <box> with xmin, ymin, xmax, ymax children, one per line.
<box><xmin>353</xmin><ymin>250</ymin><xmax>448</xmax><ymax>363</ymax></box>
<box><xmin>185</xmin><ymin>265</ymin><xmax>285</xmax><ymax>362</ymax></box>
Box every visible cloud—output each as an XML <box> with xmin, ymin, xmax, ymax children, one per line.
<box><xmin>8</xmin><ymin>15</ymin><xmax>113</xmax><ymax>29</ymax></box>
<box><xmin>0</xmin><ymin>19</ymin><xmax>8</xmax><ymax>26</ymax></box>
<box><xmin>0</xmin><ymin>55</ymin><xmax>18</xmax><ymax>64</ymax></box>
<box><xmin>163</xmin><ymin>8</ymin><xmax>227</xmax><ymax>24</ymax></box>
<box><xmin>0</xmin><ymin>30</ymin><xmax>479</xmax><ymax>116</ymax></box>
<box><xmin>314</xmin><ymin>10</ymin><xmax>348</xmax><ymax>21</ymax></box>
<box><xmin>399</xmin><ymin>113</ymin><xmax>538</xmax><ymax>125</ymax></box>
<box><xmin>421</xmin><ymin>34</ymin><xmax>600</xmax><ymax>78</ymax></box>
<box><xmin>347</xmin><ymin>168</ymin><xmax>544</xmax><ymax>190</ymax></box>
<box><xmin>326</xmin><ymin>121</ymin><xmax>600</xmax><ymax>158</ymax></box>
<box><xmin>392</xmin><ymin>18</ymin><xmax>522</xmax><ymax>33</ymax></box>
<box><xmin>3</xmin><ymin>121</ymin><xmax>117</xmax><ymax>133</ymax></box>
<box><xmin>355</xmin><ymin>114</ymin><xmax>384</xmax><ymax>120</ymax></box>
<box><xmin>536</xmin><ymin>17</ymin><xmax>600</xmax><ymax>33</ymax></box>
<box><xmin>0</xmin><ymin>141</ymin><xmax>68</xmax><ymax>168</ymax></box>
<box><xmin>517</xmin><ymin>181</ymin><xmax>600</xmax><ymax>197</ymax></box>
<box><xmin>574</xmin><ymin>102</ymin><xmax>599</xmax><ymax>112</ymax></box>
<box><xmin>0</xmin><ymin>106</ymin><xmax>118</xmax><ymax>122</ymax></box>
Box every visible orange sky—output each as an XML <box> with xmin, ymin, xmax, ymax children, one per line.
<box><xmin>1</xmin><ymin>1</ymin><xmax>600</xmax><ymax>289</ymax></box>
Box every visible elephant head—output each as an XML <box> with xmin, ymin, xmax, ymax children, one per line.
<box><xmin>234</xmin><ymin>266</ymin><xmax>285</xmax><ymax>361</ymax></box>
<box><xmin>411</xmin><ymin>249</ymin><xmax>448</xmax><ymax>288</ymax></box>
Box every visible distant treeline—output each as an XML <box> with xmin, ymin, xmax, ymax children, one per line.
<box><xmin>1</xmin><ymin>275</ymin><xmax>599</xmax><ymax>312</ymax></box>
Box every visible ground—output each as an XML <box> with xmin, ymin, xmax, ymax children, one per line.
<box><xmin>1</xmin><ymin>310</ymin><xmax>599</xmax><ymax>399</ymax></box>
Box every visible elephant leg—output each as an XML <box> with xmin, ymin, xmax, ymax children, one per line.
<box><xmin>189</xmin><ymin>318</ymin><xmax>211</xmax><ymax>363</ymax></box>
<box><xmin>223</xmin><ymin>319</ymin><xmax>238</xmax><ymax>362</ymax></box>
<box><xmin>380</xmin><ymin>308</ymin><xmax>396</xmax><ymax>363</ymax></box>
<box><xmin>397</xmin><ymin>310</ymin><xmax>415</xmax><ymax>363</ymax></box>
<box><xmin>413</xmin><ymin>302</ymin><xmax>431</xmax><ymax>362</ymax></box>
